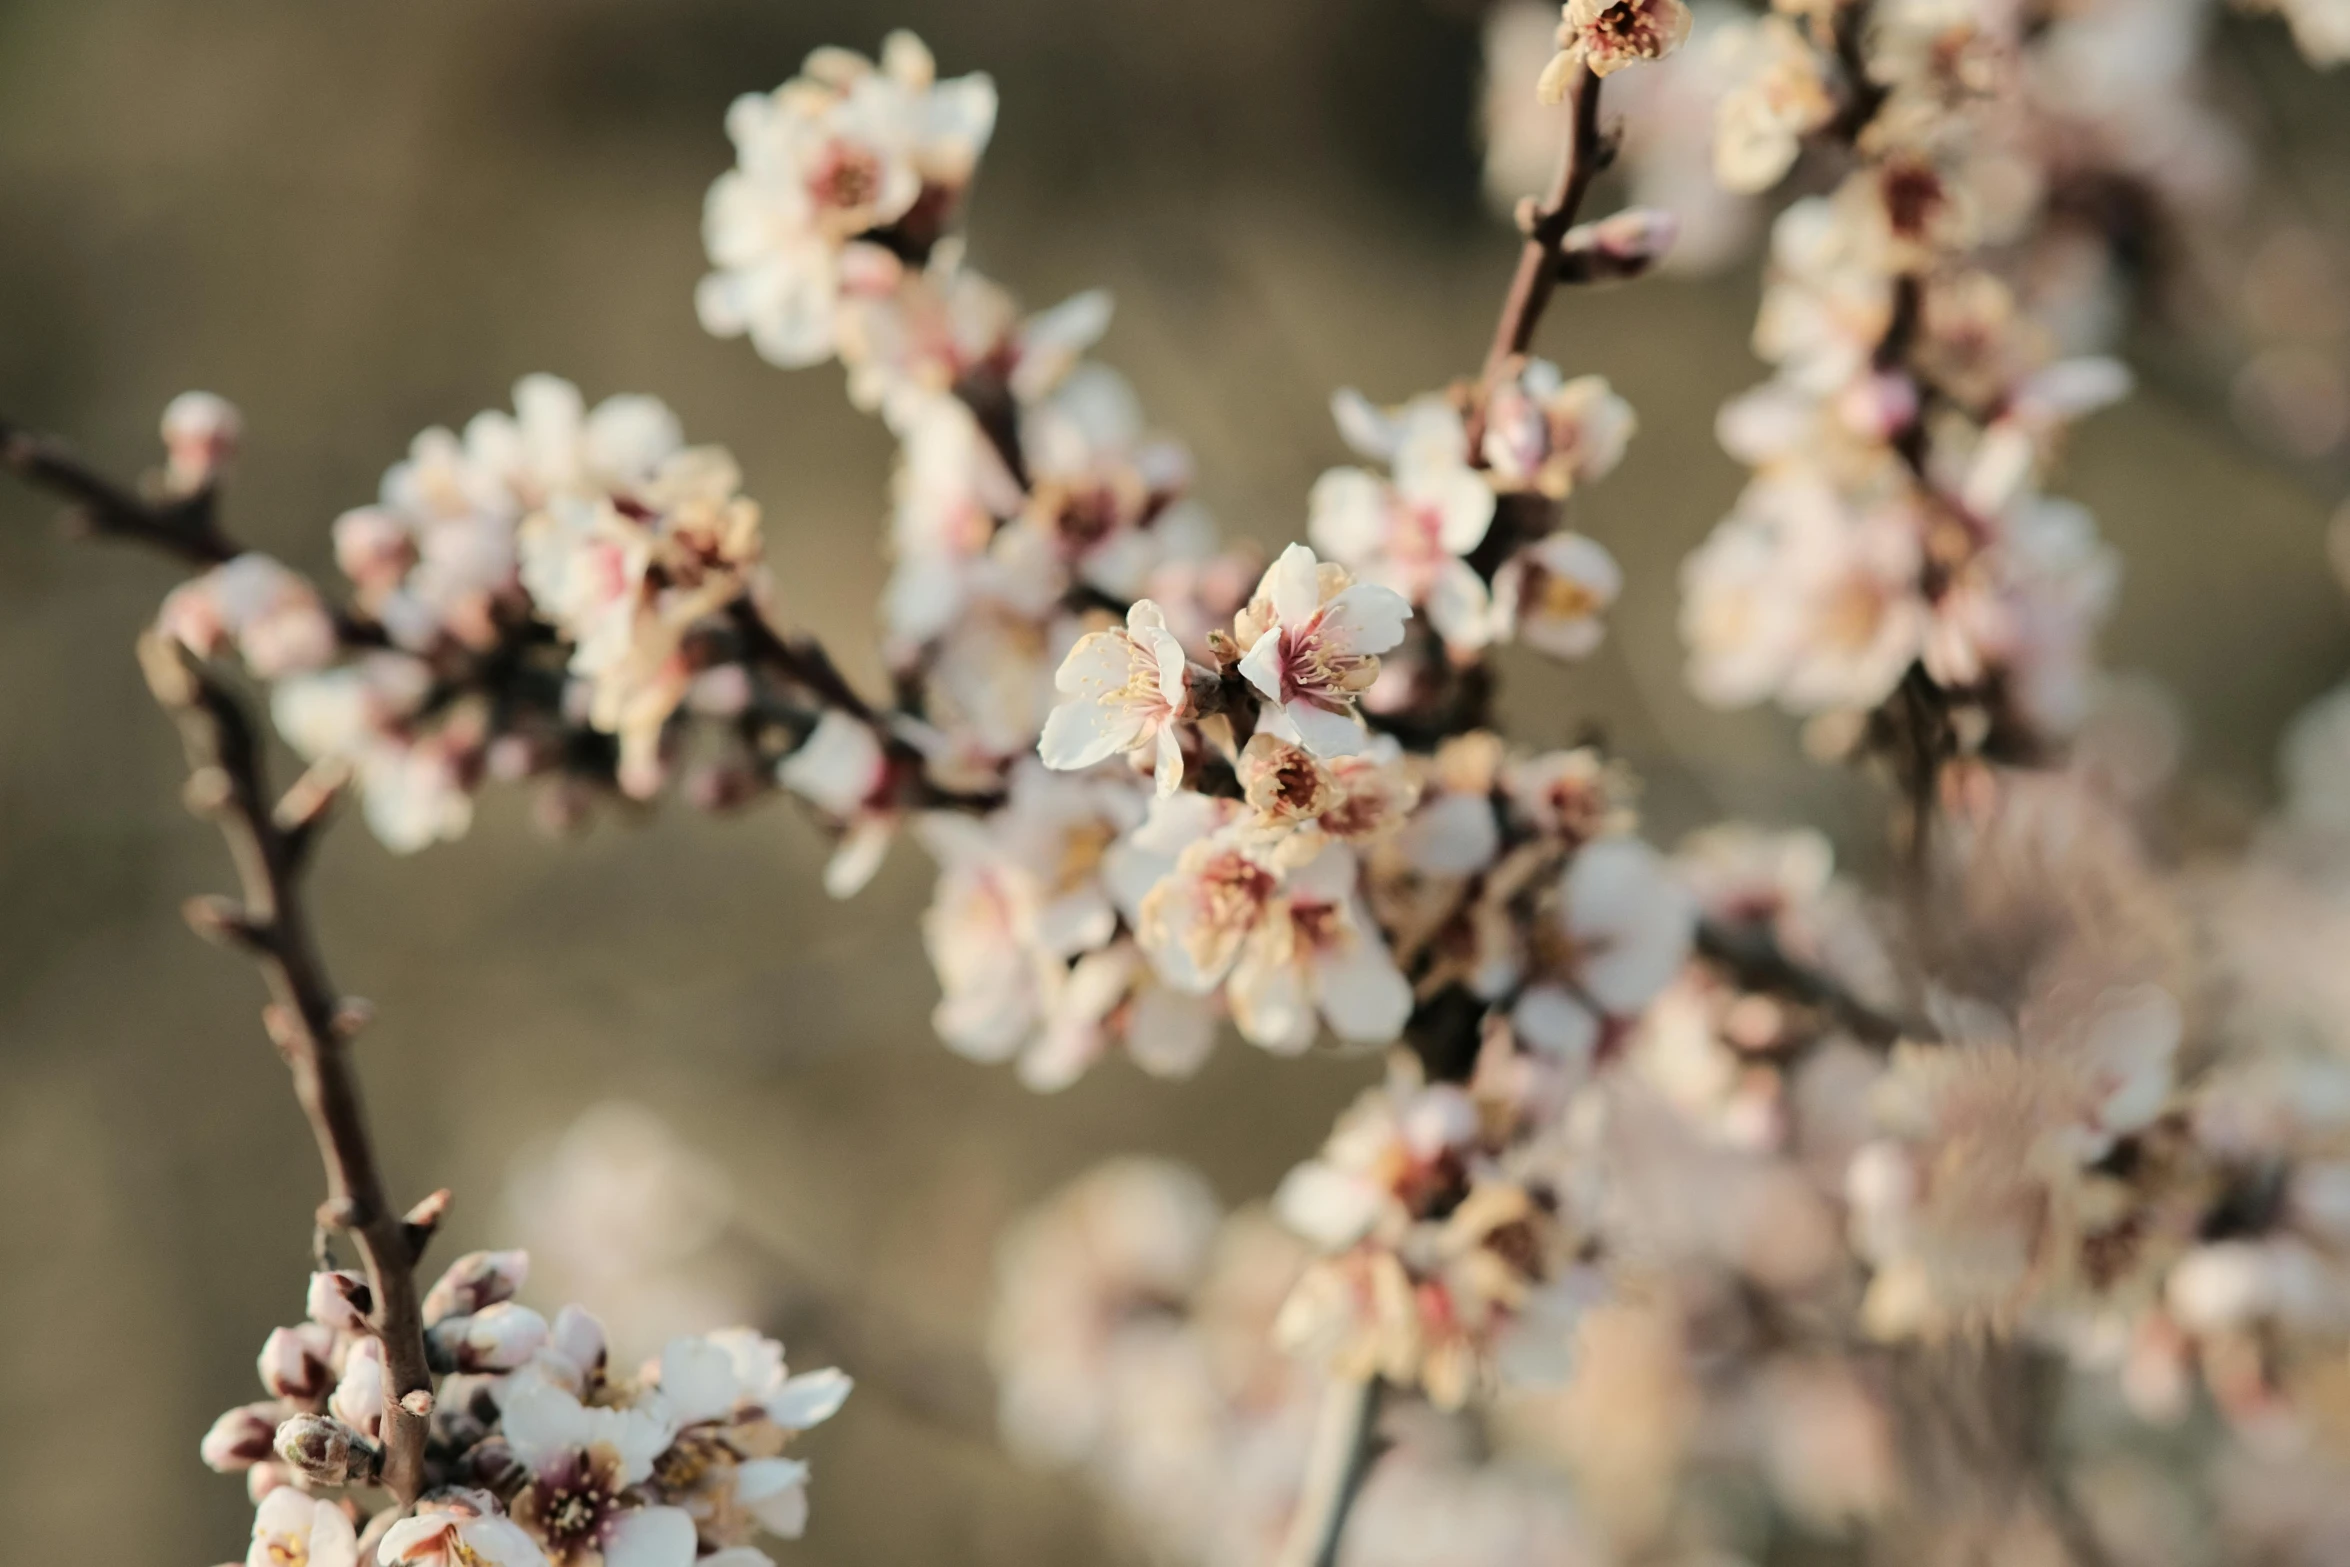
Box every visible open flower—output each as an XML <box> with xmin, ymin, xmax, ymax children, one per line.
<box><xmin>1234</xmin><ymin>544</ymin><xmax>1412</xmax><ymax>758</ymax></box>
<box><xmin>1039</xmin><ymin>600</ymin><xmax>1202</xmax><ymax>793</ymax></box>
<box><xmin>247</xmin><ymin>1487</ymin><xmax>357</xmax><ymax>1567</ymax></box>
<box><xmin>1226</xmin><ymin>842</ymin><xmax>1415</xmax><ymax>1052</ymax></box>
<box><xmin>502</xmin><ymin>1375</ymin><xmax>695</xmax><ymax>1567</ymax></box>
<box><xmin>380</xmin><ymin>1493</ymin><xmax>550</xmax><ymax>1567</ymax></box>
<box><xmin>1310</xmin><ymin>396</ymin><xmax>1496</xmax><ymax>653</ymax></box>
<box><xmin>697</xmin><ymin>33</ymin><xmax>998</xmax><ymax>369</ymax></box>
<box><xmin>1478</xmin><ymin>363</ymin><xmax>1635</xmax><ymax>497</ymax></box>
<box><xmin>157</xmin><ymin>554</ymin><xmax>338</xmax><ymax>680</ymax></box>
<box><xmin>1542</xmin><ymin>0</ymin><xmax>1694</xmax><ymax>97</ymax></box>
<box><xmin>641</xmin><ymin>1330</ymin><xmax>851</xmax><ymax>1547</ymax></box>
<box><xmin>1489</xmin><ymin>531</ymin><xmax>1622</xmax><ymax>659</ymax></box>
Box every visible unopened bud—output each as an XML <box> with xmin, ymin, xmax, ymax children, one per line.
<box><xmin>401</xmin><ymin>1189</ymin><xmax>454</xmax><ymax>1262</ymax></box>
<box><xmin>200</xmin><ymin>1402</ymin><xmax>283</xmax><ymax>1472</ymax></box>
<box><xmin>331</xmin><ymin>1336</ymin><xmax>388</xmax><ymax>1438</ymax></box>
<box><xmin>160</xmin><ymin>390</ymin><xmax>243</xmax><ymax>495</ymax></box>
<box><xmin>1558</xmin><ymin>208</ymin><xmax>1679</xmax><ymax>283</ymax></box>
<box><xmin>428</xmin><ymin>1301</ymin><xmax>549</xmax><ymax>1373</ymax></box>
<box><xmin>257</xmin><ymin>1324</ymin><xmax>336</xmax><ymax>1405</ymax></box>
<box><xmin>274</xmin><ymin>1412</ymin><xmax>380</xmax><ymax>1486</ymax></box>
<box><xmin>307</xmin><ymin>1269</ymin><xmax>374</xmax><ymax>1332</ymax></box>
<box><xmin>400</xmin><ymin>1388</ymin><xmax>436</xmax><ymax>1418</ymax></box>
<box><xmin>422</xmin><ymin>1249</ymin><xmax>531</xmax><ymax>1326</ymax></box>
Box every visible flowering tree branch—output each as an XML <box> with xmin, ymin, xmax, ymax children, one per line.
<box><xmin>1693</xmin><ymin>914</ymin><xmax>1921</xmax><ymax>1050</ymax></box>
<box><xmin>135</xmin><ymin>632</ymin><xmax>440</xmax><ymax>1506</ymax></box>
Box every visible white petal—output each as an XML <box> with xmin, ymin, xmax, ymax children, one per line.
<box><xmin>1418</xmin><ymin>466</ymin><xmax>1497</xmax><ymax>555</ymax></box>
<box><xmin>1275</xmin><ymin>1162</ymin><xmax>1381</xmax><ymax>1248</ymax></box>
<box><xmin>1229</xmin><ymin>938</ymin><xmax>1317</xmax><ymax>1054</ymax></box>
<box><xmin>655</xmin><ymin>1336</ymin><xmax>743</xmax><ymax>1427</ymax></box>
<box><xmin>1513</xmin><ymin>985</ymin><xmax>1599</xmax><ymax>1065</ymax></box>
<box><xmin>1317</xmin><ymin>583</ymin><xmax>1412</xmax><ymax>657</ymax></box>
<box><xmin>768</xmin><ymin>1368</ymin><xmax>854</xmax><ymax>1429</ymax></box>
<box><xmin>1237</xmin><ymin>627</ymin><xmax>1287</xmax><ymax>701</ymax></box>
<box><xmin>601</xmin><ymin>1506</ymin><xmax>698</xmax><ymax>1567</ymax></box>
<box><xmin>1126</xmin><ymin>984</ymin><xmax>1218</xmax><ymax>1077</ymax></box>
<box><xmin>1039</xmin><ymin>692</ymin><xmax>1143</xmax><ymax>772</ymax></box>
<box><xmin>1285</xmin><ymin>698</ymin><xmax>1368</xmax><ymax>759</ymax></box>
<box><xmin>1313</xmin><ymin>937</ymin><xmax>1414</xmax><ymax>1044</ymax></box>
<box><xmin>1307</xmin><ymin>469</ymin><xmax>1391</xmax><ymax>565</ymax></box>
<box><xmin>1266</xmin><ymin>542</ymin><xmax>1323</xmax><ymax>626</ymax></box>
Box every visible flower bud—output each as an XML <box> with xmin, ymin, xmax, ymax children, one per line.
<box><xmin>307</xmin><ymin>1269</ymin><xmax>375</xmax><ymax>1332</ymax></box>
<box><xmin>429</xmin><ymin>1301</ymin><xmax>549</xmax><ymax>1373</ymax></box>
<box><xmin>421</xmin><ymin>1249</ymin><xmax>529</xmax><ymax>1327</ymax></box>
<box><xmin>274</xmin><ymin>1412</ymin><xmax>380</xmax><ymax>1486</ymax></box>
<box><xmin>200</xmin><ymin>1402</ymin><xmax>283</xmax><ymax>1472</ymax></box>
<box><xmin>1558</xmin><ymin>208</ymin><xmax>1680</xmax><ymax>283</ymax></box>
<box><xmin>160</xmin><ymin>390</ymin><xmax>242</xmax><ymax>495</ymax></box>
<box><xmin>331</xmin><ymin>1336</ymin><xmax>387</xmax><ymax>1438</ymax></box>
<box><xmin>257</xmin><ymin>1324</ymin><xmax>337</xmax><ymax>1406</ymax></box>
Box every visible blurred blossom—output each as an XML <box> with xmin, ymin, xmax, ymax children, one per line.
<box><xmin>505</xmin><ymin>1103</ymin><xmax>747</xmax><ymax>1358</ymax></box>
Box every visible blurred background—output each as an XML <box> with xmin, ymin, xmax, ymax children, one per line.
<box><xmin>0</xmin><ymin>1</ymin><xmax>2344</xmax><ymax>1562</ymax></box>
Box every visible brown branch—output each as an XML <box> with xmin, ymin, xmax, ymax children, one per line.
<box><xmin>1694</xmin><ymin>915</ymin><xmax>1925</xmax><ymax>1050</ymax></box>
<box><xmin>1466</xmin><ymin>64</ymin><xmax>1613</xmax><ymax>455</ymax></box>
<box><xmin>0</xmin><ymin>418</ymin><xmax>239</xmax><ymax>565</ymax></box>
<box><xmin>136</xmin><ymin>633</ymin><xmax>437</xmax><ymax>1505</ymax></box>
<box><xmin>1274</xmin><ymin>1373</ymin><xmax>1386</xmax><ymax>1567</ymax></box>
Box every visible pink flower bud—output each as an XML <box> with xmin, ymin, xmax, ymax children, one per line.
<box><xmin>331</xmin><ymin>1336</ymin><xmax>387</xmax><ymax>1438</ymax></box>
<box><xmin>1559</xmin><ymin>209</ymin><xmax>1680</xmax><ymax>282</ymax></box>
<box><xmin>160</xmin><ymin>390</ymin><xmax>242</xmax><ymax>494</ymax></box>
<box><xmin>201</xmin><ymin>1402</ymin><xmax>283</xmax><ymax>1472</ymax></box>
<box><xmin>306</xmin><ymin>1270</ymin><xmax>375</xmax><ymax>1332</ymax></box>
<box><xmin>274</xmin><ymin>1412</ymin><xmax>380</xmax><ymax>1486</ymax></box>
<box><xmin>421</xmin><ymin>1249</ymin><xmax>530</xmax><ymax>1327</ymax></box>
<box><xmin>429</xmin><ymin>1301</ymin><xmax>549</xmax><ymax>1373</ymax></box>
<box><xmin>257</xmin><ymin>1324</ymin><xmax>337</xmax><ymax>1405</ymax></box>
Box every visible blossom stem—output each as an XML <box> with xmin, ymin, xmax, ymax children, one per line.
<box><xmin>135</xmin><ymin>633</ymin><xmax>438</xmax><ymax>1505</ymax></box>
<box><xmin>1693</xmin><ymin>915</ymin><xmax>1924</xmax><ymax>1050</ymax></box>
<box><xmin>1274</xmin><ymin>1373</ymin><xmax>1386</xmax><ymax>1567</ymax></box>
<box><xmin>0</xmin><ymin>417</ymin><xmax>239</xmax><ymax>564</ymax></box>
<box><xmin>1468</xmin><ymin>63</ymin><xmax>1611</xmax><ymax>453</ymax></box>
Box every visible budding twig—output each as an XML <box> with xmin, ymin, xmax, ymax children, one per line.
<box><xmin>135</xmin><ymin>634</ymin><xmax>439</xmax><ymax>1503</ymax></box>
<box><xmin>0</xmin><ymin>418</ymin><xmax>239</xmax><ymax>564</ymax></box>
<box><xmin>1468</xmin><ymin>64</ymin><xmax>1612</xmax><ymax>455</ymax></box>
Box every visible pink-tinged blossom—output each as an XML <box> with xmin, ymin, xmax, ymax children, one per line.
<box><xmin>1311</xmin><ymin>395</ymin><xmax>1496</xmax><ymax>653</ymax></box>
<box><xmin>272</xmin><ymin>653</ymin><xmax>478</xmax><ymax>856</ymax></box>
<box><xmin>247</xmin><ymin>1487</ymin><xmax>357</xmax><ymax>1567</ymax></box>
<box><xmin>380</xmin><ymin>1492</ymin><xmax>551</xmax><ymax>1567</ymax></box>
<box><xmin>697</xmin><ymin>33</ymin><xmax>997</xmax><ymax>369</ymax></box>
<box><xmin>1710</xmin><ymin>14</ymin><xmax>1836</xmax><ymax>195</ymax></box>
<box><xmin>157</xmin><ymin>553</ymin><xmax>338</xmax><ymax>680</ymax></box>
<box><xmin>518</xmin><ymin>447</ymin><xmax>763</xmax><ymax>799</ymax></box>
<box><xmin>335</xmin><ymin>376</ymin><xmax>682</xmax><ymax>654</ymax></box>
<box><xmin>1478</xmin><ymin>362</ymin><xmax>1635</xmax><ymax>497</ymax></box>
<box><xmin>1541</xmin><ymin>0</ymin><xmax>1695</xmax><ymax>97</ymax></box>
<box><xmin>1235</xmin><ymin>544</ymin><xmax>1412</xmax><ymax>758</ymax></box>
<box><xmin>1274</xmin><ymin>1068</ymin><xmax>1481</xmax><ymax>1250</ymax></box>
<box><xmin>1488</xmin><ymin>531</ymin><xmax>1622</xmax><ymax>659</ymax></box>
<box><xmin>1038</xmin><ymin>600</ymin><xmax>1201</xmax><ymax>794</ymax></box>
<box><xmin>1225</xmin><ymin>842</ymin><xmax>1415</xmax><ymax>1053</ymax></box>
<box><xmin>160</xmin><ymin>389</ymin><xmax>242</xmax><ymax>495</ymax></box>
<box><xmin>502</xmin><ymin>1374</ymin><xmax>695</xmax><ymax>1567</ymax></box>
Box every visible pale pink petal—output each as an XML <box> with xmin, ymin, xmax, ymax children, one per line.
<box><xmin>1312</xmin><ymin>937</ymin><xmax>1413</xmax><ymax>1043</ymax></box>
<box><xmin>1285</xmin><ymin>697</ymin><xmax>1368</xmax><ymax>759</ymax></box>
<box><xmin>1265</xmin><ymin>542</ymin><xmax>1323</xmax><ymax>626</ymax></box>
<box><xmin>1317</xmin><ymin>582</ymin><xmax>1412</xmax><ymax>657</ymax></box>
<box><xmin>601</xmin><ymin>1506</ymin><xmax>698</xmax><ymax>1567</ymax></box>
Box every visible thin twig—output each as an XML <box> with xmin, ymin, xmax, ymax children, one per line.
<box><xmin>1466</xmin><ymin>64</ymin><xmax>1611</xmax><ymax>455</ymax></box>
<box><xmin>1274</xmin><ymin>1373</ymin><xmax>1385</xmax><ymax>1567</ymax></box>
<box><xmin>1694</xmin><ymin>916</ymin><xmax>1925</xmax><ymax>1050</ymax></box>
<box><xmin>138</xmin><ymin>634</ymin><xmax>438</xmax><ymax>1503</ymax></box>
<box><xmin>0</xmin><ymin>418</ymin><xmax>239</xmax><ymax>564</ymax></box>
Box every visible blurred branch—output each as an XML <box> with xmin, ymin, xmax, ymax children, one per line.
<box><xmin>1275</xmin><ymin>1373</ymin><xmax>1386</xmax><ymax>1567</ymax></box>
<box><xmin>1694</xmin><ymin>916</ymin><xmax>1926</xmax><ymax>1050</ymax></box>
<box><xmin>137</xmin><ymin>633</ymin><xmax>438</xmax><ymax>1504</ymax></box>
<box><xmin>0</xmin><ymin>418</ymin><xmax>239</xmax><ymax>564</ymax></box>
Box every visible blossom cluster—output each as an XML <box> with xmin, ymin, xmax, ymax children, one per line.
<box><xmin>1673</xmin><ymin>0</ymin><xmax>2164</xmax><ymax>754</ymax></box>
<box><xmin>203</xmin><ymin>1240</ymin><xmax>847</xmax><ymax>1567</ymax></box>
